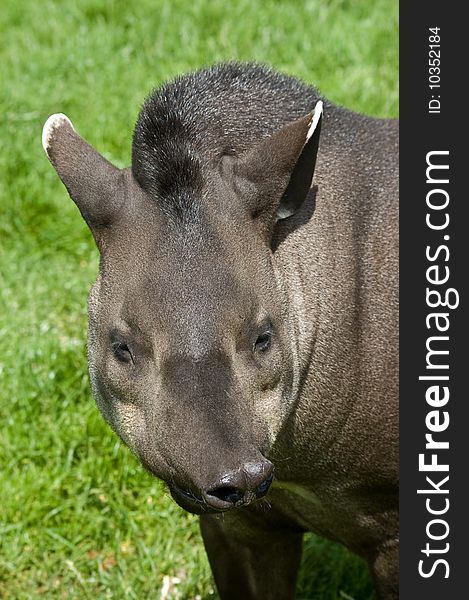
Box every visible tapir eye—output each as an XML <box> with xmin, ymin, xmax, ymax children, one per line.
<box><xmin>254</xmin><ymin>329</ymin><xmax>272</xmax><ymax>353</ymax></box>
<box><xmin>112</xmin><ymin>341</ymin><xmax>133</xmax><ymax>363</ymax></box>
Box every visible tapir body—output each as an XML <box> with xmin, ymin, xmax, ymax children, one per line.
<box><xmin>43</xmin><ymin>63</ymin><xmax>398</xmax><ymax>599</ymax></box>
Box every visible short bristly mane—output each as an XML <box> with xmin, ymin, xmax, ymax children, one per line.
<box><xmin>131</xmin><ymin>62</ymin><xmax>323</xmax><ymax>217</ymax></box>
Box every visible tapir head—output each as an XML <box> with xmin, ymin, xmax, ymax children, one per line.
<box><xmin>42</xmin><ymin>97</ymin><xmax>322</xmax><ymax>514</ymax></box>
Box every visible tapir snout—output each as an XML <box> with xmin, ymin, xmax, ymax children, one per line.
<box><xmin>140</xmin><ymin>351</ymin><xmax>276</xmax><ymax>513</ymax></box>
<box><xmin>170</xmin><ymin>458</ymin><xmax>274</xmax><ymax>513</ymax></box>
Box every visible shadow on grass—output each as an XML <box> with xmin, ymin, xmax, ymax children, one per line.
<box><xmin>296</xmin><ymin>533</ymin><xmax>375</xmax><ymax>600</ymax></box>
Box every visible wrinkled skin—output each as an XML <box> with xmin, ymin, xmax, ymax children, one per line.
<box><xmin>43</xmin><ymin>63</ymin><xmax>398</xmax><ymax>598</ymax></box>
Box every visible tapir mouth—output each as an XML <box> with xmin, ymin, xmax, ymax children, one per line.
<box><xmin>169</xmin><ymin>485</ymin><xmax>213</xmax><ymax>514</ymax></box>
<box><xmin>169</xmin><ymin>471</ymin><xmax>274</xmax><ymax>515</ymax></box>
<box><xmin>141</xmin><ymin>457</ymin><xmax>271</xmax><ymax>514</ymax></box>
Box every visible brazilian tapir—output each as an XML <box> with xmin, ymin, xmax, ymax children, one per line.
<box><xmin>42</xmin><ymin>63</ymin><xmax>398</xmax><ymax>599</ymax></box>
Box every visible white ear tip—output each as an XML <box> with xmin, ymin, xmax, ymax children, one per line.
<box><xmin>42</xmin><ymin>113</ymin><xmax>74</xmax><ymax>153</ymax></box>
<box><xmin>306</xmin><ymin>101</ymin><xmax>323</xmax><ymax>142</ymax></box>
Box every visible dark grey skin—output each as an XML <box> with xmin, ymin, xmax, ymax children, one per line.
<box><xmin>42</xmin><ymin>63</ymin><xmax>398</xmax><ymax>599</ymax></box>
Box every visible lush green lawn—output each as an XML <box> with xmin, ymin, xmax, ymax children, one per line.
<box><xmin>0</xmin><ymin>0</ymin><xmax>398</xmax><ymax>598</ymax></box>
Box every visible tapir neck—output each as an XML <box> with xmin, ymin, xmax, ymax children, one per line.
<box><xmin>271</xmin><ymin>110</ymin><xmax>399</xmax><ymax>484</ymax></box>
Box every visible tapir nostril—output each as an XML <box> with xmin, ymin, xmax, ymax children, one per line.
<box><xmin>207</xmin><ymin>486</ymin><xmax>244</xmax><ymax>505</ymax></box>
<box><xmin>255</xmin><ymin>472</ymin><xmax>274</xmax><ymax>498</ymax></box>
<box><xmin>203</xmin><ymin>459</ymin><xmax>274</xmax><ymax>509</ymax></box>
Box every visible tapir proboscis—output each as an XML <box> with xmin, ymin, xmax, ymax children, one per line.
<box><xmin>43</xmin><ymin>63</ymin><xmax>398</xmax><ymax>599</ymax></box>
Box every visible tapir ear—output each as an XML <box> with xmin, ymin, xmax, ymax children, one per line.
<box><xmin>234</xmin><ymin>100</ymin><xmax>323</xmax><ymax>222</ymax></box>
<box><xmin>42</xmin><ymin>114</ymin><xmax>124</xmax><ymax>237</ymax></box>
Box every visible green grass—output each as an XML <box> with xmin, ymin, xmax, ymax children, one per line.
<box><xmin>0</xmin><ymin>0</ymin><xmax>397</xmax><ymax>597</ymax></box>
